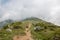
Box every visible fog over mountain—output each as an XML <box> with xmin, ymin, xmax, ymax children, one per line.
<box><xmin>0</xmin><ymin>0</ymin><xmax>60</xmax><ymax>25</ymax></box>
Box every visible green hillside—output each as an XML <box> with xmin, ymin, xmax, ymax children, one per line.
<box><xmin>0</xmin><ymin>17</ymin><xmax>60</xmax><ymax>40</ymax></box>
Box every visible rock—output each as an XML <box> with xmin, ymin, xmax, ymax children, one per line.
<box><xmin>34</xmin><ymin>26</ymin><xmax>44</xmax><ymax>31</ymax></box>
<box><xmin>6</xmin><ymin>29</ymin><xmax>12</xmax><ymax>32</ymax></box>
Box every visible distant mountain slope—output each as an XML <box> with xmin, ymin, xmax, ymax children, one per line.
<box><xmin>0</xmin><ymin>19</ymin><xmax>13</xmax><ymax>28</ymax></box>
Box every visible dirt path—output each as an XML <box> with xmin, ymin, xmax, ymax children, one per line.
<box><xmin>13</xmin><ymin>23</ymin><xmax>33</xmax><ymax>40</ymax></box>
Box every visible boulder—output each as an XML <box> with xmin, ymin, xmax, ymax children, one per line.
<box><xmin>6</xmin><ymin>29</ymin><xmax>12</xmax><ymax>32</ymax></box>
<box><xmin>34</xmin><ymin>26</ymin><xmax>44</xmax><ymax>31</ymax></box>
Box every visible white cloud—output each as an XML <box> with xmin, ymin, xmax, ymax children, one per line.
<box><xmin>0</xmin><ymin>0</ymin><xmax>60</xmax><ymax>25</ymax></box>
<box><xmin>50</xmin><ymin>6</ymin><xmax>60</xmax><ymax>25</ymax></box>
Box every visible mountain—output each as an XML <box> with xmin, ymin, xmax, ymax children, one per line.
<box><xmin>0</xmin><ymin>19</ymin><xmax>13</xmax><ymax>28</ymax></box>
<box><xmin>0</xmin><ymin>17</ymin><xmax>60</xmax><ymax>40</ymax></box>
<box><xmin>1</xmin><ymin>17</ymin><xmax>59</xmax><ymax>28</ymax></box>
<box><xmin>22</xmin><ymin>17</ymin><xmax>59</xmax><ymax>27</ymax></box>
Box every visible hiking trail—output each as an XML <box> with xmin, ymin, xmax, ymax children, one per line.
<box><xmin>13</xmin><ymin>22</ymin><xmax>33</xmax><ymax>40</ymax></box>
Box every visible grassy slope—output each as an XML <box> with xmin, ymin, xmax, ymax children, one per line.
<box><xmin>0</xmin><ymin>22</ymin><xmax>26</xmax><ymax>40</ymax></box>
<box><xmin>0</xmin><ymin>17</ymin><xmax>60</xmax><ymax>40</ymax></box>
<box><xmin>28</xmin><ymin>18</ymin><xmax>60</xmax><ymax>40</ymax></box>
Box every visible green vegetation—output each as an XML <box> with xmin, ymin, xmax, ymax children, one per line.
<box><xmin>29</xmin><ymin>17</ymin><xmax>60</xmax><ymax>40</ymax></box>
<box><xmin>0</xmin><ymin>17</ymin><xmax>60</xmax><ymax>40</ymax></box>
<box><xmin>0</xmin><ymin>21</ymin><xmax>26</xmax><ymax>40</ymax></box>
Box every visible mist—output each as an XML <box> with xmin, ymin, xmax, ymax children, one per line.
<box><xmin>0</xmin><ymin>0</ymin><xmax>60</xmax><ymax>25</ymax></box>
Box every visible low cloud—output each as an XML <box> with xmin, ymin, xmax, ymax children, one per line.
<box><xmin>0</xmin><ymin>0</ymin><xmax>60</xmax><ymax>25</ymax></box>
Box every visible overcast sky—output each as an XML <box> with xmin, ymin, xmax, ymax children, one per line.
<box><xmin>0</xmin><ymin>0</ymin><xmax>60</xmax><ymax>25</ymax></box>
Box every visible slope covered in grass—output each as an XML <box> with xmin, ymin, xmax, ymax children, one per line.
<box><xmin>0</xmin><ymin>21</ymin><xmax>26</xmax><ymax>40</ymax></box>
<box><xmin>0</xmin><ymin>17</ymin><xmax>60</xmax><ymax>40</ymax></box>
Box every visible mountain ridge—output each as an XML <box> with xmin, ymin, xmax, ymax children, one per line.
<box><xmin>0</xmin><ymin>17</ymin><xmax>60</xmax><ymax>28</ymax></box>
